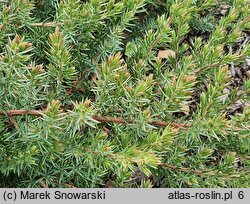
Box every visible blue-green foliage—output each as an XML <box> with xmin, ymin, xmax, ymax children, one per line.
<box><xmin>0</xmin><ymin>0</ymin><xmax>249</xmax><ymax>187</ymax></box>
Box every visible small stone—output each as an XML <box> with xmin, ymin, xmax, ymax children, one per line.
<box><xmin>158</xmin><ymin>49</ymin><xmax>176</xmax><ymax>59</ymax></box>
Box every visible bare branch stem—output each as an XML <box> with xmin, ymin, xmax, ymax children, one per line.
<box><xmin>0</xmin><ymin>110</ymin><xmax>189</xmax><ymax>128</ymax></box>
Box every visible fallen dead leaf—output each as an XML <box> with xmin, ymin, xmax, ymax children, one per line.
<box><xmin>158</xmin><ymin>49</ymin><xmax>176</xmax><ymax>59</ymax></box>
<box><xmin>219</xmin><ymin>4</ymin><xmax>230</xmax><ymax>16</ymax></box>
<box><xmin>181</xmin><ymin>104</ymin><xmax>190</xmax><ymax>116</ymax></box>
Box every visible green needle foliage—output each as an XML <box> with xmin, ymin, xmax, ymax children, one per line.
<box><xmin>0</xmin><ymin>0</ymin><xmax>249</xmax><ymax>187</ymax></box>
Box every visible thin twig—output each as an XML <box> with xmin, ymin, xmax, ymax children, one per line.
<box><xmin>92</xmin><ymin>115</ymin><xmax>128</xmax><ymax>124</ymax></box>
<box><xmin>194</xmin><ymin>53</ymin><xmax>246</xmax><ymax>75</ymax></box>
<box><xmin>238</xmin><ymin>35</ymin><xmax>250</xmax><ymax>52</ymax></box>
<box><xmin>41</xmin><ymin>180</ymin><xmax>47</xmax><ymax>188</ymax></box>
<box><xmin>69</xmin><ymin>68</ymin><xmax>97</xmax><ymax>94</ymax></box>
<box><xmin>158</xmin><ymin>163</ymin><xmax>241</xmax><ymax>178</ymax></box>
<box><xmin>237</xmin><ymin>154</ymin><xmax>250</xmax><ymax>160</ymax></box>
<box><xmin>194</xmin><ymin>62</ymin><xmax>221</xmax><ymax>75</ymax></box>
<box><xmin>0</xmin><ymin>110</ymin><xmax>43</xmax><ymax>116</ymax></box>
<box><xmin>64</xmin><ymin>183</ymin><xmax>77</xmax><ymax>188</ymax></box>
<box><xmin>31</xmin><ymin>22</ymin><xmax>63</xmax><ymax>27</ymax></box>
<box><xmin>150</xmin><ymin>120</ymin><xmax>190</xmax><ymax>128</ymax></box>
<box><xmin>8</xmin><ymin>116</ymin><xmax>19</xmax><ymax>129</ymax></box>
<box><xmin>71</xmin><ymin>69</ymin><xmax>90</xmax><ymax>93</ymax></box>
<box><xmin>239</xmin><ymin>14</ymin><xmax>250</xmax><ymax>28</ymax></box>
<box><xmin>229</xmin><ymin>46</ymin><xmax>235</xmax><ymax>77</ymax></box>
<box><xmin>158</xmin><ymin>163</ymin><xmax>204</xmax><ymax>175</ymax></box>
<box><xmin>0</xmin><ymin>110</ymin><xmax>189</xmax><ymax>128</ymax></box>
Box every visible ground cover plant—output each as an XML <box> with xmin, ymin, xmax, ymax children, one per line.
<box><xmin>0</xmin><ymin>0</ymin><xmax>249</xmax><ymax>187</ymax></box>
